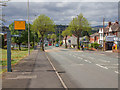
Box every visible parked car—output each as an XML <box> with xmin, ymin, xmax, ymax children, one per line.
<box><xmin>55</xmin><ymin>43</ymin><xmax>59</xmax><ymax>47</ymax></box>
<box><xmin>48</xmin><ymin>42</ymin><xmax>52</xmax><ymax>46</ymax></box>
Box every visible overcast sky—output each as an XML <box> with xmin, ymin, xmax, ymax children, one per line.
<box><xmin>2</xmin><ymin>0</ymin><xmax>119</xmax><ymax>26</ymax></box>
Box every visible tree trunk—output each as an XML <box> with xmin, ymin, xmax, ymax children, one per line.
<box><xmin>77</xmin><ymin>36</ymin><xmax>80</xmax><ymax>50</ymax></box>
<box><xmin>18</xmin><ymin>43</ymin><xmax>21</xmax><ymax>50</ymax></box>
<box><xmin>65</xmin><ymin>35</ymin><xmax>67</xmax><ymax>48</ymax></box>
<box><xmin>41</xmin><ymin>36</ymin><xmax>44</xmax><ymax>51</ymax></box>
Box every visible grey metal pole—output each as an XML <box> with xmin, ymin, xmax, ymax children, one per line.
<box><xmin>103</xmin><ymin>17</ymin><xmax>105</xmax><ymax>51</ymax></box>
<box><xmin>34</xmin><ymin>32</ymin><xmax>35</xmax><ymax>49</ymax></box>
<box><xmin>34</xmin><ymin>15</ymin><xmax>36</xmax><ymax>50</ymax></box>
<box><xmin>59</xmin><ymin>27</ymin><xmax>60</xmax><ymax>44</ymax></box>
<box><xmin>28</xmin><ymin>0</ymin><xmax>30</xmax><ymax>55</ymax></box>
<box><xmin>7</xmin><ymin>30</ymin><xmax>12</xmax><ymax>72</ymax></box>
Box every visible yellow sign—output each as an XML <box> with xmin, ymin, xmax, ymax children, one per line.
<box><xmin>14</xmin><ymin>21</ymin><xmax>26</xmax><ymax>30</ymax></box>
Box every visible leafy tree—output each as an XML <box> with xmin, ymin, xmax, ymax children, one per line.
<box><xmin>68</xmin><ymin>13</ymin><xmax>91</xmax><ymax>50</ymax></box>
<box><xmin>9</xmin><ymin>23</ymin><xmax>35</xmax><ymax>50</ymax></box>
<box><xmin>32</xmin><ymin>14</ymin><xmax>55</xmax><ymax>51</ymax></box>
<box><xmin>62</xmin><ymin>29</ymin><xmax>71</xmax><ymax>48</ymax></box>
<box><xmin>51</xmin><ymin>34</ymin><xmax>56</xmax><ymax>45</ymax></box>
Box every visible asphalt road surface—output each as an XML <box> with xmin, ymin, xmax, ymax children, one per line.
<box><xmin>45</xmin><ymin>46</ymin><xmax>118</xmax><ymax>88</ymax></box>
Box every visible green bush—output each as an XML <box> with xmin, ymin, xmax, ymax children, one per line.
<box><xmin>89</xmin><ymin>42</ymin><xmax>100</xmax><ymax>49</ymax></box>
<box><xmin>93</xmin><ymin>42</ymin><xmax>100</xmax><ymax>49</ymax></box>
<box><xmin>4</xmin><ymin>45</ymin><xmax>7</xmax><ymax>49</ymax></box>
<box><xmin>60</xmin><ymin>41</ymin><xmax>63</xmax><ymax>46</ymax></box>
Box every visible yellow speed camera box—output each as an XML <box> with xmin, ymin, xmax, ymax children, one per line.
<box><xmin>14</xmin><ymin>21</ymin><xmax>26</xmax><ymax>30</ymax></box>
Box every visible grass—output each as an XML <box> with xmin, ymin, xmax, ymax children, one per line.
<box><xmin>0</xmin><ymin>47</ymin><xmax>33</xmax><ymax>66</ymax></box>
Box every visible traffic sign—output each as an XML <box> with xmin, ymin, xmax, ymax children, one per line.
<box><xmin>14</xmin><ymin>21</ymin><xmax>26</xmax><ymax>30</ymax></box>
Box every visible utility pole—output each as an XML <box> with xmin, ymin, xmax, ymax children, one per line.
<box><xmin>59</xmin><ymin>27</ymin><xmax>60</xmax><ymax>44</ymax></box>
<box><xmin>28</xmin><ymin>0</ymin><xmax>30</xmax><ymax>55</ymax></box>
<box><xmin>103</xmin><ymin>17</ymin><xmax>105</xmax><ymax>51</ymax></box>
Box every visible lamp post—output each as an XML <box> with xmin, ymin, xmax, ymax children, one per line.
<box><xmin>34</xmin><ymin>15</ymin><xmax>37</xmax><ymax>50</ymax></box>
<box><xmin>28</xmin><ymin>0</ymin><xmax>30</xmax><ymax>55</ymax></box>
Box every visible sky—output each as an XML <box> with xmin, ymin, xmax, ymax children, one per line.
<box><xmin>2</xmin><ymin>0</ymin><xmax>119</xmax><ymax>26</ymax></box>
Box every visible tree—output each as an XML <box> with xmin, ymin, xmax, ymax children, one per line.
<box><xmin>68</xmin><ymin>13</ymin><xmax>90</xmax><ymax>50</ymax></box>
<box><xmin>51</xmin><ymin>34</ymin><xmax>56</xmax><ymax>46</ymax></box>
<box><xmin>62</xmin><ymin>29</ymin><xmax>71</xmax><ymax>48</ymax></box>
<box><xmin>9</xmin><ymin>23</ymin><xmax>35</xmax><ymax>50</ymax></box>
<box><xmin>32</xmin><ymin>14</ymin><xmax>55</xmax><ymax>51</ymax></box>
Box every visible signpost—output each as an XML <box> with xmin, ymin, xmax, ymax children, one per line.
<box><xmin>7</xmin><ymin>30</ymin><xmax>12</xmax><ymax>72</ymax></box>
<box><xmin>7</xmin><ymin>20</ymin><xmax>26</xmax><ymax>72</ymax></box>
<box><xmin>14</xmin><ymin>21</ymin><xmax>26</xmax><ymax>30</ymax></box>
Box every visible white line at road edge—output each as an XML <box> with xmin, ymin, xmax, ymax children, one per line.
<box><xmin>96</xmin><ymin>64</ymin><xmax>108</xmax><ymax>69</ymax></box>
<box><xmin>45</xmin><ymin>53</ymin><xmax>68</xmax><ymax>90</ymax></box>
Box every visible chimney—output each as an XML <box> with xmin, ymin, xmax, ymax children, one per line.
<box><xmin>108</xmin><ymin>22</ymin><xmax>111</xmax><ymax>27</ymax></box>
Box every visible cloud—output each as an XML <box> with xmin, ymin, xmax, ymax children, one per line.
<box><xmin>2</xmin><ymin>2</ymin><xmax>118</xmax><ymax>26</ymax></box>
<box><xmin>10</xmin><ymin>0</ymin><xmax>119</xmax><ymax>2</ymax></box>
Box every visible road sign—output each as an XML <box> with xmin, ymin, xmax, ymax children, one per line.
<box><xmin>14</xmin><ymin>21</ymin><xmax>26</xmax><ymax>30</ymax></box>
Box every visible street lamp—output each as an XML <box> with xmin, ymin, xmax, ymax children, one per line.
<box><xmin>34</xmin><ymin>15</ymin><xmax>37</xmax><ymax>50</ymax></box>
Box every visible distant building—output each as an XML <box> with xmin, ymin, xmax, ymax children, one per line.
<box><xmin>63</xmin><ymin>35</ymin><xmax>88</xmax><ymax>48</ymax></box>
<box><xmin>99</xmin><ymin>21</ymin><xmax>120</xmax><ymax>51</ymax></box>
<box><xmin>90</xmin><ymin>33</ymin><xmax>99</xmax><ymax>44</ymax></box>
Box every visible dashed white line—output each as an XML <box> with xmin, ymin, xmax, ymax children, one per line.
<box><xmin>73</xmin><ymin>55</ymin><xmax>76</xmax><ymax>57</ymax></box>
<box><xmin>85</xmin><ymin>60</ymin><xmax>92</xmax><ymax>63</ymax></box>
<box><xmin>77</xmin><ymin>57</ymin><xmax>83</xmax><ymax>59</ymax></box>
<box><xmin>115</xmin><ymin>71</ymin><xmax>119</xmax><ymax>74</ymax></box>
<box><xmin>100</xmin><ymin>60</ymin><xmax>110</xmax><ymax>63</ymax></box>
<box><xmin>96</xmin><ymin>64</ymin><xmax>108</xmax><ymax>69</ymax></box>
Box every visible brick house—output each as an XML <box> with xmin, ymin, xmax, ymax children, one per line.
<box><xmin>90</xmin><ymin>33</ymin><xmax>99</xmax><ymax>44</ymax></box>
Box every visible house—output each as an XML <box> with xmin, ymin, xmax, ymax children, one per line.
<box><xmin>99</xmin><ymin>21</ymin><xmax>120</xmax><ymax>51</ymax></box>
<box><xmin>90</xmin><ymin>33</ymin><xmax>99</xmax><ymax>44</ymax></box>
<box><xmin>63</xmin><ymin>35</ymin><xmax>77</xmax><ymax>48</ymax></box>
<box><xmin>63</xmin><ymin>35</ymin><xmax>89</xmax><ymax>48</ymax></box>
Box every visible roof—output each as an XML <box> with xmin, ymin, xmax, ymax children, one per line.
<box><xmin>104</xmin><ymin>22</ymin><xmax>120</xmax><ymax>33</ymax></box>
<box><xmin>90</xmin><ymin>33</ymin><xmax>99</xmax><ymax>37</ymax></box>
<box><xmin>63</xmin><ymin>36</ymin><xmax>71</xmax><ymax>40</ymax></box>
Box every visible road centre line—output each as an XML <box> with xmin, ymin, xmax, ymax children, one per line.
<box><xmin>96</xmin><ymin>64</ymin><xmax>108</xmax><ymax>69</ymax></box>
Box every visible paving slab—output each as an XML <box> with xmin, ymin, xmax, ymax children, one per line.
<box><xmin>2</xmin><ymin>48</ymin><xmax>63</xmax><ymax>89</ymax></box>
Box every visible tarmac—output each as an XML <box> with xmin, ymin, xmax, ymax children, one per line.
<box><xmin>2</xmin><ymin>48</ymin><xmax>64</xmax><ymax>90</ymax></box>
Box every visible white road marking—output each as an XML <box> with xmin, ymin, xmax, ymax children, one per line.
<box><xmin>115</xmin><ymin>71</ymin><xmax>119</xmax><ymax>74</ymax></box>
<box><xmin>45</xmin><ymin>53</ymin><xmax>68</xmax><ymax>89</ymax></box>
<box><xmin>84</xmin><ymin>60</ymin><xmax>92</xmax><ymax>63</ymax></box>
<box><xmin>73</xmin><ymin>55</ymin><xmax>76</xmax><ymax>57</ymax></box>
<box><xmin>89</xmin><ymin>57</ymin><xmax>94</xmax><ymax>59</ymax></box>
<box><xmin>99</xmin><ymin>60</ymin><xmax>110</xmax><ymax>63</ymax></box>
<box><xmin>77</xmin><ymin>57</ymin><xmax>83</xmax><ymax>59</ymax></box>
<box><xmin>96</xmin><ymin>64</ymin><xmax>108</xmax><ymax>69</ymax></box>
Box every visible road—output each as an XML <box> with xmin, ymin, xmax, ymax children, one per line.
<box><xmin>45</xmin><ymin>46</ymin><xmax>118</xmax><ymax>88</ymax></box>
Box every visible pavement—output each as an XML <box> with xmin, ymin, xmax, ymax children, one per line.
<box><xmin>2</xmin><ymin>48</ymin><xmax>64</xmax><ymax>90</ymax></box>
<box><xmin>45</xmin><ymin>46</ymin><xmax>119</xmax><ymax>89</ymax></box>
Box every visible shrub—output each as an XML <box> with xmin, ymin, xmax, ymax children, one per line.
<box><xmin>93</xmin><ymin>42</ymin><xmax>100</xmax><ymax>49</ymax></box>
<box><xmin>4</xmin><ymin>45</ymin><xmax>7</xmax><ymax>49</ymax></box>
<box><xmin>60</xmin><ymin>41</ymin><xmax>63</xmax><ymax>46</ymax></box>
